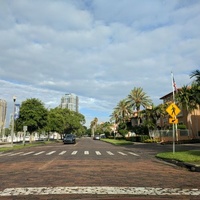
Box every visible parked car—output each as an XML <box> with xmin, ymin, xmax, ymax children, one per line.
<box><xmin>63</xmin><ymin>134</ymin><xmax>76</xmax><ymax>144</ymax></box>
<box><xmin>93</xmin><ymin>134</ymin><xmax>100</xmax><ymax>140</ymax></box>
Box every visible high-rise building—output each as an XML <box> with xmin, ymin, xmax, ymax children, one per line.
<box><xmin>60</xmin><ymin>93</ymin><xmax>79</xmax><ymax>112</ymax></box>
<box><xmin>0</xmin><ymin>99</ymin><xmax>7</xmax><ymax>135</ymax></box>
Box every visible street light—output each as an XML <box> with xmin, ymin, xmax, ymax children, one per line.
<box><xmin>11</xmin><ymin>96</ymin><xmax>16</xmax><ymax>147</ymax></box>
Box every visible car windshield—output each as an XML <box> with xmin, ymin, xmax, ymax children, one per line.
<box><xmin>65</xmin><ymin>134</ymin><xmax>73</xmax><ymax>138</ymax></box>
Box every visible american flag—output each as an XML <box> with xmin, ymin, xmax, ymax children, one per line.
<box><xmin>173</xmin><ymin>76</ymin><xmax>177</xmax><ymax>92</ymax></box>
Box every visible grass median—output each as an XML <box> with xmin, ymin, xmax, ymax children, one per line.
<box><xmin>156</xmin><ymin>150</ymin><xmax>200</xmax><ymax>165</ymax></box>
<box><xmin>101</xmin><ymin>138</ymin><xmax>133</xmax><ymax>145</ymax></box>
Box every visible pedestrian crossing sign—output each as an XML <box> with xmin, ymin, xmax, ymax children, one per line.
<box><xmin>166</xmin><ymin>103</ymin><xmax>181</xmax><ymax>118</ymax></box>
<box><xmin>169</xmin><ymin>117</ymin><xmax>178</xmax><ymax>124</ymax></box>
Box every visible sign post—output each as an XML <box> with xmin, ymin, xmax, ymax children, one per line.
<box><xmin>23</xmin><ymin>126</ymin><xmax>27</xmax><ymax>146</ymax></box>
<box><xmin>166</xmin><ymin>103</ymin><xmax>181</xmax><ymax>154</ymax></box>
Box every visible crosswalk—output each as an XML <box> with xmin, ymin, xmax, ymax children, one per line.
<box><xmin>0</xmin><ymin>150</ymin><xmax>139</xmax><ymax>157</ymax></box>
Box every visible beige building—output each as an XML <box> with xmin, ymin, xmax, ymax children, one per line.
<box><xmin>0</xmin><ymin>99</ymin><xmax>7</xmax><ymax>136</ymax></box>
<box><xmin>160</xmin><ymin>91</ymin><xmax>200</xmax><ymax>140</ymax></box>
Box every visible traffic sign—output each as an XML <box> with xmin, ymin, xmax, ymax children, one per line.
<box><xmin>169</xmin><ymin>117</ymin><xmax>178</xmax><ymax>124</ymax></box>
<box><xmin>166</xmin><ymin>103</ymin><xmax>181</xmax><ymax>117</ymax></box>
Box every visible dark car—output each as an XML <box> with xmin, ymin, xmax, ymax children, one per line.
<box><xmin>63</xmin><ymin>134</ymin><xmax>76</xmax><ymax>144</ymax></box>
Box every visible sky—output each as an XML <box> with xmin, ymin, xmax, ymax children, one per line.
<box><xmin>0</xmin><ymin>0</ymin><xmax>199</xmax><ymax>128</ymax></box>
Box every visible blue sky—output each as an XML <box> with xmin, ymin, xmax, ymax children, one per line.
<box><xmin>0</xmin><ymin>0</ymin><xmax>199</xmax><ymax>127</ymax></box>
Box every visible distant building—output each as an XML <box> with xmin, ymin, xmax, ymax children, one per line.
<box><xmin>60</xmin><ymin>93</ymin><xmax>79</xmax><ymax>112</ymax></box>
<box><xmin>0</xmin><ymin>99</ymin><xmax>7</xmax><ymax>135</ymax></box>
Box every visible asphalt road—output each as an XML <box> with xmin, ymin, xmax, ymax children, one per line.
<box><xmin>0</xmin><ymin>137</ymin><xmax>200</xmax><ymax>200</ymax></box>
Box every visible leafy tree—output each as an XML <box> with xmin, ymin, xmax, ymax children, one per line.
<box><xmin>16</xmin><ymin>98</ymin><xmax>48</xmax><ymax>141</ymax></box>
<box><xmin>126</xmin><ymin>87</ymin><xmax>152</xmax><ymax>125</ymax></box>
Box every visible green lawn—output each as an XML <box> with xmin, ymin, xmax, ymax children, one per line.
<box><xmin>156</xmin><ymin>150</ymin><xmax>200</xmax><ymax>164</ymax></box>
<box><xmin>101</xmin><ymin>138</ymin><xmax>133</xmax><ymax>145</ymax></box>
<box><xmin>0</xmin><ymin>140</ymin><xmax>60</xmax><ymax>152</ymax></box>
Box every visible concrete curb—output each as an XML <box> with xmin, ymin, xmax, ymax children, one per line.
<box><xmin>157</xmin><ymin>157</ymin><xmax>200</xmax><ymax>172</ymax></box>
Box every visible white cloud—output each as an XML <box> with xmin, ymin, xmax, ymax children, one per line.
<box><xmin>0</xmin><ymin>0</ymin><xmax>199</xmax><ymax>127</ymax></box>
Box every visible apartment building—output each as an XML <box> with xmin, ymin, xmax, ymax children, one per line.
<box><xmin>60</xmin><ymin>93</ymin><xmax>79</xmax><ymax>112</ymax></box>
<box><xmin>160</xmin><ymin>91</ymin><xmax>200</xmax><ymax>139</ymax></box>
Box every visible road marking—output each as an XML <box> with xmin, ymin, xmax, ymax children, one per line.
<box><xmin>71</xmin><ymin>151</ymin><xmax>78</xmax><ymax>155</ymax></box>
<box><xmin>46</xmin><ymin>151</ymin><xmax>56</xmax><ymax>155</ymax></box>
<box><xmin>34</xmin><ymin>151</ymin><xmax>45</xmax><ymax>155</ymax></box>
<box><xmin>95</xmin><ymin>151</ymin><xmax>101</xmax><ymax>155</ymax></box>
<box><xmin>106</xmin><ymin>151</ymin><xmax>114</xmax><ymax>155</ymax></box>
<box><xmin>118</xmin><ymin>152</ymin><xmax>127</xmax><ymax>156</ymax></box>
<box><xmin>21</xmin><ymin>151</ymin><xmax>35</xmax><ymax>156</ymax></box>
<box><xmin>84</xmin><ymin>151</ymin><xmax>89</xmax><ymax>155</ymax></box>
<box><xmin>128</xmin><ymin>152</ymin><xmax>139</xmax><ymax>157</ymax></box>
<box><xmin>0</xmin><ymin>186</ymin><xmax>199</xmax><ymax>196</ymax></box>
<box><xmin>8</xmin><ymin>152</ymin><xmax>24</xmax><ymax>156</ymax></box>
<box><xmin>0</xmin><ymin>152</ymin><xmax>13</xmax><ymax>157</ymax></box>
<box><xmin>59</xmin><ymin>151</ymin><xmax>66</xmax><ymax>155</ymax></box>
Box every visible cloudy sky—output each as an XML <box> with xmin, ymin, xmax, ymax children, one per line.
<box><xmin>1</xmin><ymin>0</ymin><xmax>199</xmax><ymax>127</ymax></box>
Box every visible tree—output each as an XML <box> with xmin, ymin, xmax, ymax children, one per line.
<box><xmin>90</xmin><ymin>117</ymin><xmax>98</xmax><ymax>136</ymax></box>
<box><xmin>16</xmin><ymin>98</ymin><xmax>48</xmax><ymax>141</ymax></box>
<box><xmin>190</xmin><ymin>69</ymin><xmax>200</xmax><ymax>85</ymax></box>
<box><xmin>113</xmin><ymin>99</ymin><xmax>132</xmax><ymax>123</ymax></box>
<box><xmin>126</xmin><ymin>87</ymin><xmax>152</xmax><ymax>125</ymax></box>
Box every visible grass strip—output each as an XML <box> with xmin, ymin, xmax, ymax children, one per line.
<box><xmin>156</xmin><ymin>150</ymin><xmax>200</xmax><ymax>164</ymax></box>
<box><xmin>101</xmin><ymin>138</ymin><xmax>133</xmax><ymax>145</ymax></box>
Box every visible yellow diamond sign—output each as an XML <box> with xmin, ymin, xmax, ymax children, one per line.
<box><xmin>166</xmin><ymin>103</ymin><xmax>181</xmax><ymax>118</ymax></box>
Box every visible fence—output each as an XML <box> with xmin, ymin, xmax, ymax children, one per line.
<box><xmin>149</xmin><ymin>129</ymin><xmax>192</xmax><ymax>142</ymax></box>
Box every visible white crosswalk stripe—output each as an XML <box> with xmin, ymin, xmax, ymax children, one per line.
<box><xmin>118</xmin><ymin>152</ymin><xmax>127</xmax><ymax>156</ymax></box>
<box><xmin>8</xmin><ymin>152</ymin><xmax>24</xmax><ymax>156</ymax></box>
<box><xmin>128</xmin><ymin>152</ymin><xmax>139</xmax><ymax>156</ymax></box>
<box><xmin>59</xmin><ymin>151</ymin><xmax>66</xmax><ymax>155</ymax></box>
<box><xmin>95</xmin><ymin>151</ymin><xmax>101</xmax><ymax>155</ymax></box>
<box><xmin>106</xmin><ymin>151</ymin><xmax>114</xmax><ymax>155</ymax></box>
<box><xmin>46</xmin><ymin>151</ymin><xmax>56</xmax><ymax>155</ymax></box>
<box><xmin>22</xmin><ymin>151</ymin><xmax>35</xmax><ymax>156</ymax></box>
<box><xmin>71</xmin><ymin>151</ymin><xmax>78</xmax><ymax>155</ymax></box>
<box><xmin>84</xmin><ymin>151</ymin><xmax>89</xmax><ymax>155</ymax></box>
<box><xmin>34</xmin><ymin>151</ymin><xmax>45</xmax><ymax>155</ymax></box>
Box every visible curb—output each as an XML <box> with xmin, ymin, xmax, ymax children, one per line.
<box><xmin>157</xmin><ymin>157</ymin><xmax>200</xmax><ymax>172</ymax></box>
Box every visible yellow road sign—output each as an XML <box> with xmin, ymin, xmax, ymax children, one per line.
<box><xmin>169</xmin><ymin>117</ymin><xmax>178</xmax><ymax>124</ymax></box>
<box><xmin>166</xmin><ymin>103</ymin><xmax>181</xmax><ymax>117</ymax></box>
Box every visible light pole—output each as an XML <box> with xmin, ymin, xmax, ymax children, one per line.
<box><xmin>11</xmin><ymin>96</ymin><xmax>16</xmax><ymax>147</ymax></box>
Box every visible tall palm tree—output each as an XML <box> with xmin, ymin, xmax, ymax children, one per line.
<box><xmin>114</xmin><ymin>99</ymin><xmax>132</xmax><ymax>123</ymax></box>
<box><xmin>126</xmin><ymin>87</ymin><xmax>152</xmax><ymax>125</ymax></box>
<box><xmin>176</xmin><ymin>85</ymin><xmax>198</xmax><ymax>138</ymax></box>
<box><xmin>90</xmin><ymin>117</ymin><xmax>98</xmax><ymax>136</ymax></box>
<box><xmin>190</xmin><ymin>69</ymin><xmax>200</xmax><ymax>85</ymax></box>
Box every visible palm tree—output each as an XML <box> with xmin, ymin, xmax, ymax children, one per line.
<box><xmin>176</xmin><ymin>85</ymin><xmax>198</xmax><ymax>138</ymax></box>
<box><xmin>190</xmin><ymin>69</ymin><xmax>200</xmax><ymax>85</ymax></box>
<box><xmin>114</xmin><ymin>99</ymin><xmax>132</xmax><ymax>123</ymax></box>
<box><xmin>90</xmin><ymin>117</ymin><xmax>98</xmax><ymax>137</ymax></box>
<box><xmin>126</xmin><ymin>87</ymin><xmax>152</xmax><ymax>125</ymax></box>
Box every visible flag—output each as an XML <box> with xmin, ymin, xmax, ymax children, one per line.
<box><xmin>171</xmin><ymin>72</ymin><xmax>177</xmax><ymax>93</ymax></box>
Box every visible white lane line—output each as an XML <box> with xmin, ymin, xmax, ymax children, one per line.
<box><xmin>118</xmin><ymin>152</ymin><xmax>127</xmax><ymax>156</ymax></box>
<box><xmin>0</xmin><ymin>186</ymin><xmax>199</xmax><ymax>196</ymax></box>
<box><xmin>59</xmin><ymin>151</ymin><xmax>66</xmax><ymax>155</ymax></box>
<box><xmin>8</xmin><ymin>152</ymin><xmax>24</xmax><ymax>156</ymax></box>
<box><xmin>84</xmin><ymin>151</ymin><xmax>89</xmax><ymax>155</ymax></box>
<box><xmin>106</xmin><ymin>151</ymin><xmax>114</xmax><ymax>155</ymax></box>
<box><xmin>34</xmin><ymin>151</ymin><xmax>45</xmax><ymax>155</ymax></box>
<box><xmin>95</xmin><ymin>151</ymin><xmax>101</xmax><ymax>155</ymax></box>
<box><xmin>128</xmin><ymin>152</ymin><xmax>139</xmax><ymax>157</ymax></box>
<box><xmin>46</xmin><ymin>151</ymin><xmax>56</xmax><ymax>155</ymax></box>
<box><xmin>21</xmin><ymin>151</ymin><xmax>35</xmax><ymax>156</ymax></box>
<box><xmin>71</xmin><ymin>151</ymin><xmax>78</xmax><ymax>155</ymax></box>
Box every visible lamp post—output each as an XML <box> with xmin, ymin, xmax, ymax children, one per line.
<box><xmin>11</xmin><ymin>96</ymin><xmax>16</xmax><ymax>147</ymax></box>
